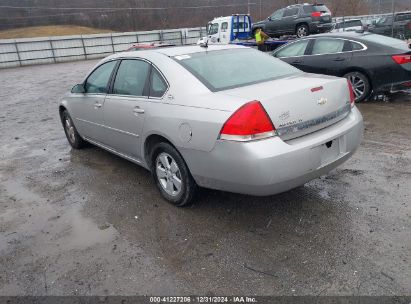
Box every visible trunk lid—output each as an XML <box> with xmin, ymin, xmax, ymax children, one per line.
<box><xmin>220</xmin><ymin>73</ymin><xmax>352</xmax><ymax>141</ymax></box>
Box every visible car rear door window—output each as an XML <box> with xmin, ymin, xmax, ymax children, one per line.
<box><xmin>312</xmin><ymin>38</ymin><xmax>345</xmax><ymax>55</ymax></box>
<box><xmin>149</xmin><ymin>68</ymin><xmax>168</xmax><ymax>98</ymax></box>
<box><xmin>275</xmin><ymin>40</ymin><xmax>310</xmax><ymax>57</ymax></box>
<box><xmin>84</xmin><ymin>61</ymin><xmax>117</xmax><ymax>94</ymax></box>
<box><xmin>112</xmin><ymin>59</ymin><xmax>150</xmax><ymax>97</ymax></box>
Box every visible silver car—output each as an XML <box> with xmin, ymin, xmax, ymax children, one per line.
<box><xmin>60</xmin><ymin>45</ymin><xmax>363</xmax><ymax>206</ymax></box>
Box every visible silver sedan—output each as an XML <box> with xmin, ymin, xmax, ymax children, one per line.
<box><xmin>59</xmin><ymin>45</ymin><xmax>363</xmax><ymax>206</ymax></box>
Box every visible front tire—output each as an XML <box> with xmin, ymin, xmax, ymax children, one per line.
<box><xmin>61</xmin><ymin>110</ymin><xmax>86</xmax><ymax>149</ymax></box>
<box><xmin>344</xmin><ymin>71</ymin><xmax>371</xmax><ymax>103</ymax></box>
<box><xmin>151</xmin><ymin>142</ymin><xmax>197</xmax><ymax>207</ymax></box>
<box><xmin>296</xmin><ymin>24</ymin><xmax>309</xmax><ymax>38</ymax></box>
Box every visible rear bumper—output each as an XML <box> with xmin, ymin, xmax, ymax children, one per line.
<box><xmin>376</xmin><ymin>80</ymin><xmax>411</xmax><ymax>93</ymax></box>
<box><xmin>180</xmin><ymin>107</ymin><xmax>363</xmax><ymax>196</ymax></box>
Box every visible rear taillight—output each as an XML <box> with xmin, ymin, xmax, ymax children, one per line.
<box><xmin>347</xmin><ymin>79</ymin><xmax>355</xmax><ymax>107</ymax></box>
<box><xmin>392</xmin><ymin>54</ymin><xmax>411</xmax><ymax>64</ymax></box>
<box><xmin>311</xmin><ymin>12</ymin><xmax>322</xmax><ymax>17</ymax></box>
<box><xmin>219</xmin><ymin>101</ymin><xmax>276</xmax><ymax>141</ymax></box>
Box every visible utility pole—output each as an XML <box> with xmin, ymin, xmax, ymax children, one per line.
<box><xmin>248</xmin><ymin>0</ymin><xmax>250</xmax><ymax>15</ymax></box>
<box><xmin>391</xmin><ymin>0</ymin><xmax>395</xmax><ymax>37</ymax></box>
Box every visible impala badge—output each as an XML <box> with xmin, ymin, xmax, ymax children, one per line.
<box><xmin>317</xmin><ymin>97</ymin><xmax>328</xmax><ymax>105</ymax></box>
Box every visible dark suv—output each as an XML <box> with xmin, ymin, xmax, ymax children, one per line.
<box><xmin>369</xmin><ymin>12</ymin><xmax>411</xmax><ymax>39</ymax></box>
<box><xmin>252</xmin><ymin>4</ymin><xmax>333</xmax><ymax>38</ymax></box>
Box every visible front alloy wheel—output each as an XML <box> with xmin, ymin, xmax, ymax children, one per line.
<box><xmin>61</xmin><ymin>110</ymin><xmax>86</xmax><ymax>149</ymax></box>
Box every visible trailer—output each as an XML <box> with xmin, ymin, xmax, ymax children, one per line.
<box><xmin>198</xmin><ymin>14</ymin><xmax>294</xmax><ymax>51</ymax></box>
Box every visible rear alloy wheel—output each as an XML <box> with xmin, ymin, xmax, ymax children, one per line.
<box><xmin>151</xmin><ymin>142</ymin><xmax>197</xmax><ymax>207</ymax></box>
<box><xmin>61</xmin><ymin>110</ymin><xmax>86</xmax><ymax>149</ymax></box>
<box><xmin>296</xmin><ymin>24</ymin><xmax>309</xmax><ymax>38</ymax></box>
<box><xmin>344</xmin><ymin>71</ymin><xmax>371</xmax><ymax>103</ymax></box>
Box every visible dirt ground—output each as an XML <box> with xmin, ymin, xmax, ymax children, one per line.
<box><xmin>0</xmin><ymin>60</ymin><xmax>410</xmax><ymax>296</ymax></box>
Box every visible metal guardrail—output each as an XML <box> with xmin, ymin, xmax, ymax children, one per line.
<box><xmin>0</xmin><ymin>27</ymin><xmax>206</xmax><ymax>68</ymax></box>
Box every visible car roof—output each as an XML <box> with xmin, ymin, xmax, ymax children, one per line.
<box><xmin>108</xmin><ymin>44</ymin><xmax>247</xmax><ymax>60</ymax></box>
<box><xmin>306</xmin><ymin>32</ymin><xmax>372</xmax><ymax>39</ymax></box>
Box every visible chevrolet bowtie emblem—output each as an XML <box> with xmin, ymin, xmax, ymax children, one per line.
<box><xmin>317</xmin><ymin>97</ymin><xmax>328</xmax><ymax>105</ymax></box>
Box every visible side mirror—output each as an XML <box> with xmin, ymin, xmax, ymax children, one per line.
<box><xmin>71</xmin><ymin>84</ymin><xmax>85</xmax><ymax>93</ymax></box>
<box><xmin>267</xmin><ymin>17</ymin><xmax>272</xmax><ymax>21</ymax></box>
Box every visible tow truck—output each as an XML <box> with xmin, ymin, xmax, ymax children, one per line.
<box><xmin>198</xmin><ymin>14</ymin><xmax>294</xmax><ymax>51</ymax></box>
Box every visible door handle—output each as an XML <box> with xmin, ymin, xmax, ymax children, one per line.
<box><xmin>94</xmin><ymin>102</ymin><xmax>102</xmax><ymax>109</ymax></box>
<box><xmin>133</xmin><ymin>106</ymin><xmax>145</xmax><ymax>115</ymax></box>
<box><xmin>292</xmin><ymin>60</ymin><xmax>302</xmax><ymax>64</ymax></box>
<box><xmin>333</xmin><ymin>57</ymin><xmax>345</xmax><ymax>61</ymax></box>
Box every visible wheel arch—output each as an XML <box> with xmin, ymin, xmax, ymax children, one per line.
<box><xmin>341</xmin><ymin>68</ymin><xmax>373</xmax><ymax>91</ymax></box>
<box><xmin>143</xmin><ymin>133</ymin><xmax>180</xmax><ymax>170</ymax></box>
<box><xmin>295</xmin><ymin>22</ymin><xmax>309</xmax><ymax>31</ymax></box>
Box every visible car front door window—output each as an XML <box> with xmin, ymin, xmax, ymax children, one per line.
<box><xmin>270</xmin><ymin>9</ymin><xmax>284</xmax><ymax>20</ymax></box>
<box><xmin>276</xmin><ymin>40</ymin><xmax>310</xmax><ymax>57</ymax></box>
<box><xmin>84</xmin><ymin>61</ymin><xmax>117</xmax><ymax>94</ymax></box>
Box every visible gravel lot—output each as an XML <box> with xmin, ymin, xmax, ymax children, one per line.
<box><xmin>0</xmin><ymin>60</ymin><xmax>410</xmax><ymax>296</ymax></box>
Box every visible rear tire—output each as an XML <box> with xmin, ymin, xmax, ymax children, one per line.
<box><xmin>296</xmin><ymin>24</ymin><xmax>309</xmax><ymax>38</ymax></box>
<box><xmin>344</xmin><ymin>71</ymin><xmax>371</xmax><ymax>103</ymax></box>
<box><xmin>61</xmin><ymin>109</ymin><xmax>86</xmax><ymax>149</ymax></box>
<box><xmin>151</xmin><ymin>142</ymin><xmax>197</xmax><ymax>207</ymax></box>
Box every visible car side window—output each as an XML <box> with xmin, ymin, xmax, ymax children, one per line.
<box><xmin>221</xmin><ymin>22</ymin><xmax>228</xmax><ymax>32</ymax></box>
<box><xmin>283</xmin><ymin>7</ymin><xmax>299</xmax><ymax>17</ymax></box>
<box><xmin>208</xmin><ymin>23</ymin><xmax>219</xmax><ymax>35</ymax></box>
<box><xmin>351</xmin><ymin>41</ymin><xmax>364</xmax><ymax>51</ymax></box>
<box><xmin>275</xmin><ymin>40</ymin><xmax>310</xmax><ymax>58</ymax></box>
<box><xmin>270</xmin><ymin>9</ymin><xmax>284</xmax><ymax>20</ymax></box>
<box><xmin>112</xmin><ymin>59</ymin><xmax>150</xmax><ymax>97</ymax></box>
<box><xmin>312</xmin><ymin>38</ymin><xmax>345</xmax><ymax>55</ymax></box>
<box><xmin>84</xmin><ymin>61</ymin><xmax>117</xmax><ymax>94</ymax></box>
<box><xmin>396</xmin><ymin>13</ymin><xmax>411</xmax><ymax>22</ymax></box>
<box><xmin>149</xmin><ymin>67</ymin><xmax>168</xmax><ymax>98</ymax></box>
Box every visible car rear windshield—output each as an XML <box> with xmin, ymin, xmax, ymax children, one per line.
<box><xmin>361</xmin><ymin>34</ymin><xmax>410</xmax><ymax>50</ymax></box>
<box><xmin>174</xmin><ymin>48</ymin><xmax>301</xmax><ymax>92</ymax></box>
<box><xmin>303</xmin><ymin>5</ymin><xmax>330</xmax><ymax>14</ymax></box>
<box><xmin>337</xmin><ymin>20</ymin><xmax>362</xmax><ymax>28</ymax></box>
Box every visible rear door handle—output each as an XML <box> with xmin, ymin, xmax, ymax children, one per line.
<box><xmin>291</xmin><ymin>60</ymin><xmax>302</xmax><ymax>64</ymax></box>
<box><xmin>133</xmin><ymin>106</ymin><xmax>145</xmax><ymax>115</ymax></box>
<box><xmin>94</xmin><ymin>102</ymin><xmax>102</xmax><ymax>109</ymax></box>
<box><xmin>333</xmin><ymin>57</ymin><xmax>345</xmax><ymax>61</ymax></box>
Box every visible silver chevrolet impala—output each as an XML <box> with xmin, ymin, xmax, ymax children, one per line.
<box><xmin>59</xmin><ymin>45</ymin><xmax>363</xmax><ymax>206</ymax></box>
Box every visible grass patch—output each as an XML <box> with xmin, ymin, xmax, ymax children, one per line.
<box><xmin>0</xmin><ymin>25</ymin><xmax>114</xmax><ymax>39</ymax></box>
